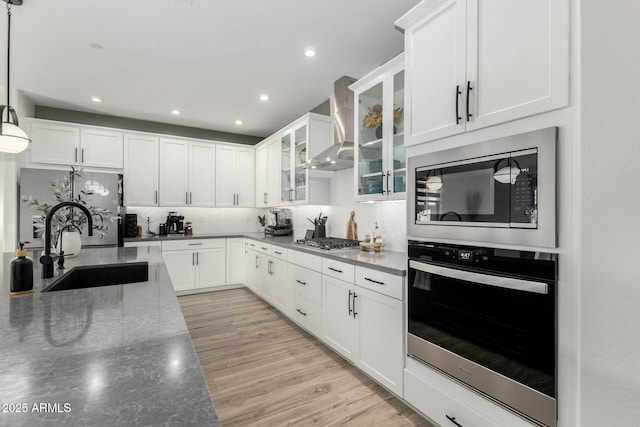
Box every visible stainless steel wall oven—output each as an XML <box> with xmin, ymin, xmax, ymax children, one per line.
<box><xmin>407</xmin><ymin>127</ymin><xmax>557</xmax><ymax>248</ymax></box>
<box><xmin>408</xmin><ymin>241</ymin><xmax>558</xmax><ymax>426</ymax></box>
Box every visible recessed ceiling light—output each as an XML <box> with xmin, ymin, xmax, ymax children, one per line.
<box><xmin>259</xmin><ymin>94</ymin><xmax>269</xmax><ymax>102</ymax></box>
<box><xmin>235</xmin><ymin>120</ymin><xmax>243</xmax><ymax>125</ymax></box>
<box><xmin>304</xmin><ymin>48</ymin><xmax>316</xmax><ymax>57</ymax></box>
<box><xmin>171</xmin><ymin>109</ymin><xmax>180</xmax><ymax>116</ymax></box>
<box><xmin>330</xmin><ymin>160</ymin><xmax>336</xmax><ymax>164</ymax></box>
<box><xmin>91</xmin><ymin>96</ymin><xmax>102</xmax><ymax>103</ymax></box>
<box><xmin>311</xmin><ymin>166</ymin><xmax>317</xmax><ymax>169</ymax></box>
<box><xmin>89</xmin><ymin>43</ymin><xmax>103</xmax><ymax>50</ymax></box>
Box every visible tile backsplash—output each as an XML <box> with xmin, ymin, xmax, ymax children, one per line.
<box><xmin>128</xmin><ymin>169</ymin><xmax>407</xmax><ymax>253</ymax></box>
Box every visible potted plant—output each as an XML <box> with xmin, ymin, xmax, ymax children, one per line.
<box><xmin>363</xmin><ymin>104</ymin><xmax>404</xmax><ymax>139</ymax></box>
<box><xmin>21</xmin><ymin>167</ymin><xmax>112</xmax><ymax>256</ymax></box>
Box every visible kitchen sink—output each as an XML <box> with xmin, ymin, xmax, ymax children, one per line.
<box><xmin>42</xmin><ymin>262</ymin><xmax>149</xmax><ymax>292</ymax></box>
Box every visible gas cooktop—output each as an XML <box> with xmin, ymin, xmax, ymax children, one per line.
<box><xmin>294</xmin><ymin>237</ymin><xmax>360</xmax><ymax>250</ymax></box>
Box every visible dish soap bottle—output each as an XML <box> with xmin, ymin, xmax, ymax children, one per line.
<box><xmin>373</xmin><ymin>222</ymin><xmax>382</xmax><ymax>244</ymax></box>
<box><xmin>10</xmin><ymin>242</ymin><xmax>33</xmax><ymax>296</ymax></box>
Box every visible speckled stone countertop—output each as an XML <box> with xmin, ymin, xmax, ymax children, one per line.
<box><xmin>126</xmin><ymin>233</ymin><xmax>408</xmax><ymax>276</ymax></box>
<box><xmin>0</xmin><ymin>247</ymin><xmax>219</xmax><ymax>427</ymax></box>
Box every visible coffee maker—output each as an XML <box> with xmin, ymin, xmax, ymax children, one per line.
<box><xmin>166</xmin><ymin>212</ymin><xmax>184</xmax><ymax>234</ymax></box>
<box><xmin>265</xmin><ymin>208</ymin><xmax>293</xmax><ymax>236</ymax></box>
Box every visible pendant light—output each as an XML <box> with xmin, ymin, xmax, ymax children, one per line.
<box><xmin>0</xmin><ymin>0</ymin><xmax>29</xmax><ymax>154</ymax></box>
<box><xmin>493</xmin><ymin>158</ymin><xmax>521</xmax><ymax>185</ymax></box>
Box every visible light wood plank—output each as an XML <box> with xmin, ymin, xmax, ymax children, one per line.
<box><xmin>179</xmin><ymin>288</ymin><xmax>433</xmax><ymax>427</ymax></box>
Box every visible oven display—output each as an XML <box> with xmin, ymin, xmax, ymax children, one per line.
<box><xmin>457</xmin><ymin>250</ymin><xmax>473</xmax><ymax>261</ymax></box>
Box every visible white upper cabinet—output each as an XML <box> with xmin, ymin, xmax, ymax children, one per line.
<box><xmin>215</xmin><ymin>145</ymin><xmax>255</xmax><ymax>207</ymax></box>
<box><xmin>351</xmin><ymin>54</ymin><xmax>407</xmax><ymax>201</ymax></box>
<box><xmin>256</xmin><ymin>113</ymin><xmax>330</xmax><ymax>207</ymax></box>
<box><xmin>28</xmin><ymin>119</ymin><xmax>123</xmax><ymax>169</ymax></box>
<box><xmin>189</xmin><ymin>142</ymin><xmax>216</xmax><ymax>207</ymax></box>
<box><xmin>79</xmin><ymin>128</ymin><xmax>124</xmax><ymax>169</ymax></box>
<box><xmin>159</xmin><ymin>138</ymin><xmax>216</xmax><ymax>207</ymax></box>
<box><xmin>396</xmin><ymin>0</ymin><xmax>569</xmax><ymax>146</ymax></box>
<box><xmin>255</xmin><ymin>137</ymin><xmax>282</xmax><ymax>207</ymax></box>
<box><xmin>159</xmin><ymin>138</ymin><xmax>190</xmax><ymax>206</ymax></box>
<box><xmin>124</xmin><ymin>134</ymin><xmax>159</xmax><ymax>206</ymax></box>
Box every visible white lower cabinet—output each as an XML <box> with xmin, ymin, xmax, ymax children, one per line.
<box><xmin>321</xmin><ymin>275</ymin><xmax>404</xmax><ymax>397</ymax></box>
<box><xmin>355</xmin><ymin>286</ymin><xmax>403</xmax><ymax>396</ymax></box>
<box><xmin>322</xmin><ymin>276</ymin><xmax>358</xmax><ymax>361</ymax></box>
<box><xmin>162</xmin><ymin>239</ymin><xmax>226</xmax><ymax>292</ymax></box>
<box><xmin>270</xmin><ymin>257</ymin><xmax>287</xmax><ymax>313</ymax></box>
<box><xmin>226</xmin><ymin>238</ymin><xmax>246</xmax><ymax>285</ymax></box>
<box><xmin>404</xmin><ymin>367</ymin><xmax>537</xmax><ymax>427</ymax></box>
<box><xmin>286</xmin><ymin>289</ymin><xmax>322</xmax><ymax>337</ymax></box>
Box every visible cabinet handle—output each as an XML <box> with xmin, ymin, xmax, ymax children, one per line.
<box><xmin>255</xmin><ymin>255</ymin><xmax>259</xmax><ymax>269</ymax></box>
<box><xmin>155</xmin><ymin>190</ymin><xmax>158</xmax><ymax>204</ymax></box>
<box><xmin>196</xmin><ymin>252</ymin><xmax>199</xmax><ymax>265</ymax></box>
<box><xmin>244</xmin><ymin>242</ymin><xmax>248</xmax><ymax>254</ymax></box>
<box><xmin>352</xmin><ymin>292</ymin><xmax>358</xmax><ymax>318</ymax></box>
<box><xmin>192</xmin><ymin>252</ymin><xmax>195</xmax><ymax>266</ymax></box>
<box><xmin>348</xmin><ymin>290</ymin><xmax>353</xmax><ymax>316</ymax></box>
<box><xmin>188</xmin><ymin>243</ymin><xmax>203</xmax><ymax>246</ymax></box>
<box><xmin>264</xmin><ymin>192</ymin><xmax>267</xmax><ymax>204</ymax></box>
<box><xmin>249</xmin><ymin>243</ymin><xmax>256</xmax><ymax>247</ymax></box>
<box><xmin>295</xmin><ymin>279</ymin><xmax>307</xmax><ymax>286</ymax></box>
<box><xmin>364</xmin><ymin>277</ymin><xmax>385</xmax><ymax>285</ymax></box>
<box><xmin>455</xmin><ymin>85</ymin><xmax>462</xmax><ymax>125</ymax></box>
<box><xmin>261</xmin><ymin>247</ymin><xmax>268</xmax><ymax>251</ymax></box>
<box><xmin>328</xmin><ymin>267</ymin><xmax>343</xmax><ymax>274</ymax></box>
<box><xmin>190</xmin><ymin>192</ymin><xmax>192</xmax><ymax>204</ymax></box>
<box><xmin>186</xmin><ymin>192</ymin><xmax>189</xmax><ymax>204</ymax></box>
<box><xmin>274</xmin><ymin>251</ymin><xmax>282</xmax><ymax>255</ymax></box>
<box><xmin>446</xmin><ymin>415</ymin><xmax>464</xmax><ymax>427</ymax></box>
<box><xmin>268</xmin><ymin>260</ymin><xmax>273</xmax><ymax>275</ymax></box>
<box><xmin>296</xmin><ymin>308</ymin><xmax>307</xmax><ymax>317</ymax></box>
<box><xmin>381</xmin><ymin>171</ymin><xmax>386</xmax><ymax>195</ymax></box>
<box><xmin>466</xmin><ymin>81</ymin><xmax>473</xmax><ymax>122</ymax></box>
<box><xmin>81</xmin><ymin>148</ymin><xmax>84</xmax><ymax>163</ymax></box>
<box><xmin>75</xmin><ymin>147</ymin><xmax>78</xmax><ymax>163</ymax></box>
<box><xmin>386</xmin><ymin>170</ymin><xmax>390</xmax><ymax>195</ymax></box>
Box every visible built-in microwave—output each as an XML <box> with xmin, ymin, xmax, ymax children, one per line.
<box><xmin>407</xmin><ymin>127</ymin><xmax>557</xmax><ymax>248</ymax></box>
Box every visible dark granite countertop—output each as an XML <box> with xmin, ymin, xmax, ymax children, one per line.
<box><xmin>0</xmin><ymin>247</ymin><xmax>219</xmax><ymax>426</ymax></box>
<box><xmin>126</xmin><ymin>232</ymin><xmax>408</xmax><ymax>276</ymax></box>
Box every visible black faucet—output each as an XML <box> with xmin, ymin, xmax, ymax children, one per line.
<box><xmin>40</xmin><ymin>202</ymin><xmax>93</xmax><ymax>279</ymax></box>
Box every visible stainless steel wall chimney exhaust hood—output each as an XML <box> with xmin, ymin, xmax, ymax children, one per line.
<box><xmin>307</xmin><ymin>76</ymin><xmax>356</xmax><ymax>171</ymax></box>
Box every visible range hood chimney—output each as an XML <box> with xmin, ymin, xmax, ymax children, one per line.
<box><xmin>308</xmin><ymin>76</ymin><xmax>356</xmax><ymax>171</ymax></box>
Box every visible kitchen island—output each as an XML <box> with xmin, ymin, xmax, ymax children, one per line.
<box><xmin>0</xmin><ymin>247</ymin><xmax>219</xmax><ymax>426</ymax></box>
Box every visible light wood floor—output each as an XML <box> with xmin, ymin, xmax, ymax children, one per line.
<box><xmin>179</xmin><ymin>288</ymin><xmax>433</xmax><ymax>427</ymax></box>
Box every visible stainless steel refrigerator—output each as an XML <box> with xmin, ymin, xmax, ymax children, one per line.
<box><xmin>19</xmin><ymin>168</ymin><xmax>123</xmax><ymax>249</ymax></box>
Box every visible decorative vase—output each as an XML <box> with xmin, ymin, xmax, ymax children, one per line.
<box><xmin>375</xmin><ymin>125</ymin><xmax>382</xmax><ymax>139</ymax></box>
<box><xmin>56</xmin><ymin>230</ymin><xmax>82</xmax><ymax>257</ymax></box>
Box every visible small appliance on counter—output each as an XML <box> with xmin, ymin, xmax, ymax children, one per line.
<box><xmin>124</xmin><ymin>213</ymin><xmax>138</xmax><ymax>238</ymax></box>
<box><xmin>265</xmin><ymin>208</ymin><xmax>293</xmax><ymax>236</ymax></box>
<box><xmin>184</xmin><ymin>222</ymin><xmax>193</xmax><ymax>236</ymax></box>
<box><xmin>166</xmin><ymin>212</ymin><xmax>184</xmax><ymax>234</ymax></box>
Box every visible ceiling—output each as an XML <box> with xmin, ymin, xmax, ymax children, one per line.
<box><xmin>6</xmin><ymin>0</ymin><xmax>420</xmax><ymax>138</ymax></box>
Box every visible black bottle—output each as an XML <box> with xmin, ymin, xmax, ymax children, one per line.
<box><xmin>10</xmin><ymin>242</ymin><xmax>33</xmax><ymax>296</ymax></box>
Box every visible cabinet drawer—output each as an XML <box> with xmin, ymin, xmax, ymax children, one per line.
<box><xmin>271</xmin><ymin>246</ymin><xmax>288</xmax><ymax>261</ymax></box>
<box><xmin>355</xmin><ymin>266</ymin><xmax>403</xmax><ymax>300</ymax></box>
<box><xmin>287</xmin><ymin>249</ymin><xmax>321</xmax><ymax>272</ymax></box>
<box><xmin>162</xmin><ymin>238</ymin><xmax>226</xmax><ymax>252</ymax></box>
<box><xmin>288</xmin><ymin>264</ymin><xmax>321</xmax><ymax>305</ymax></box>
<box><xmin>322</xmin><ymin>258</ymin><xmax>355</xmax><ymax>282</ymax></box>
<box><xmin>124</xmin><ymin>241</ymin><xmax>161</xmax><ymax>248</ymax></box>
<box><xmin>404</xmin><ymin>369</ymin><xmax>537</xmax><ymax>427</ymax></box>
<box><xmin>255</xmin><ymin>242</ymin><xmax>272</xmax><ymax>255</ymax></box>
<box><xmin>287</xmin><ymin>290</ymin><xmax>321</xmax><ymax>338</ymax></box>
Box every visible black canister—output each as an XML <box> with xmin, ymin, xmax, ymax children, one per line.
<box><xmin>10</xmin><ymin>242</ymin><xmax>34</xmax><ymax>296</ymax></box>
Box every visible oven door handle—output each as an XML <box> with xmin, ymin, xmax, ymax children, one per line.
<box><xmin>409</xmin><ymin>260</ymin><xmax>548</xmax><ymax>295</ymax></box>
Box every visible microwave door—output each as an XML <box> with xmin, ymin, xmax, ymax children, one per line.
<box><xmin>415</xmin><ymin>153</ymin><xmax>512</xmax><ymax>225</ymax></box>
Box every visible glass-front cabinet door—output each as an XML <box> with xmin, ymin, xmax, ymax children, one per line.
<box><xmin>351</xmin><ymin>54</ymin><xmax>405</xmax><ymax>202</ymax></box>
<box><xmin>293</xmin><ymin>123</ymin><xmax>308</xmax><ymax>203</ymax></box>
<box><xmin>280</xmin><ymin>131</ymin><xmax>292</xmax><ymax>203</ymax></box>
<box><xmin>356</xmin><ymin>80</ymin><xmax>385</xmax><ymax>200</ymax></box>
<box><xmin>388</xmin><ymin>69</ymin><xmax>406</xmax><ymax>199</ymax></box>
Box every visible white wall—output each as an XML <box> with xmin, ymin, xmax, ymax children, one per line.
<box><xmin>126</xmin><ymin>207</ymin><xmax>263</xmax><ymax>235</ymax></box>
<box><xmin>577</xmin><ymin>1</ymin><xmax>640</xmax><ymax>425</ymax></box>
<box><xmin>0</xmin><ymin>89</ymin><xmax>33</xmax><ymax>252</ymax></box>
